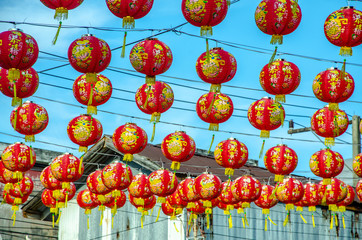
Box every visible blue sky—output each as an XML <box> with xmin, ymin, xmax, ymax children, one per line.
<box><xmin>0</xmin><ymin>0</ymin><xmax>361</xmax><ymax>179</ymax></box>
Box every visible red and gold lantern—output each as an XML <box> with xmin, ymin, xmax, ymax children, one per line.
<box><xmin>51</xmin><ymin>153</ymin><xmax>84</xmax><ymax>188</ymax></box>
<box><xmin>67</xmin><ymin>114</ymin><xmax>103</xmax><ymax>153</ymax></box>
<box><xmin>0</xmin><ymin>161</ymin><xmax>19</xmax><ymax>188</ymax></box>
<box><xmin>324</xmin><ymin>7</ymin><xmax>362</xmax><ymax>56</ymax></box>
<box><xmin>196</xmin><ymin>48</ymin><xmax>237</xmax><ymax>91</ymax></box>
<box><xmin>77</xmin><ymin>189</ymin><xmax>98</xmax><ymax>227</ymax></box>
<box><xmin>319</xmin><ymin>178</ymin><xmax>347</xmax><ymax>213</ymax></box>
<box><xmin>167</xmin><ymin>190</ymin><xmax>187</xmax><ymax>213</ymax></box>
<box><xmin>219</xmin><ymin>181</ymin><xmax>239</xmax><ymax>210</ymax></box>
<box><xmin>112</xmin><ymin>123</ymin><xmax>148</xmax><ymax>162</ymax></box>
<box><xmin>0</xmin><ymin>29</ymin><xmax>39</xmax><ymax>80</ymax></box>
<box><xmin>231</xmin><ymin>175</ymin><xmax>261</xmax><ymax>208</ymax></box>
<box><xmin>40</xmin><ymin>0</ymin><xmax>84</xmax><ymax>20</ymax></box>
<box><xmin>264</xmin><ymin>144</ymin><xmax>298</xmax><ymax>182</ymax></box>
<box><xmin>87</xmin><ymin>170</ymin><xmax>112</xmax><ymax>198</ymax></box>
<box><xmin>1</xmin><ymin>142</ymin><xmax>36</xmax><ymax>174</ymax></box>
<box><xmin>196</xmin><ymin>92</ymin><xmax>233</xmax><ymax>131</ymax></box>
<box><xmin>10</xmin><ymin>101</ymin><xmax>49</xmax><ymax>142</ymax></box>
<box><xmin>0</xmin><ymin>67</ymin><xmax>39</xmax><ymax>106</ymax></box>
<box><xmin>353</xmin><ymin>153</ymin><xmax>362</xmax><ymax>177</ymax></box>
<box><xmin>247</xmin><ymin>97</ymin><xmax>285</xmax><ymax>138</ymax></box>
<box><xmin>312</xmin><ymin>67</ymin><xmax>354</xmax><ymax>110</ymax></box>
<box><xmin>148</xmin><ymin>169</ymin><xmax>178</xmax><ymax>203</ymax></box>
<box><xmin>104</xmin><ymin>190</ymin><xmax>127</xmax><ymax>216</ymax></box>
<box><xmin>129</xmin><ymin>194</ymin><xmax>156</xmax><ymax>211</ymax></box>
<box><xmin>311</xmin><ymin>106</ymin><xmax>349</xmax><ymax>146</ymax></box>
<box><xmin>275</xmin><ymin>177</ymin><xmax>304</xmax><ymax>211</ymax></box>
<box><xmin>214</xmin><ymin>138</ymin><xmax>248</xmax><ymax>176</ymax></box>
<box><xmin>73</xmin><ymin>73</ymin><xmax>112</xmax><ymax>115</ymax></box>
<box><xmin>101</xmin><ymin>161</ymin><xmax>133</xmax><ymax>194</ymax></box>
<box><xmin>309</xmin><ymin>148</ymin><xmax>344</xmax><ymax>184</ymax></box>
<box><xmin>255</xmin><ymin>0</ymin><xmax>302</xmax><ymax>44</ymax></box>
<box><xmin>105</xmin><ymin>0</ymin><xmax>154</xmax><ymax>28</ymax></box>
<box><xmin>194</xmin><ymin>173</ymin><xmax>221</xmax><ymax>208</ymax></box>
<box><xmin>135</xmin><ymin>81</ymin><xmax>174</xmax><ymax>124</ymax></box>
<box><xmin>187</xmin><ymin>200</ymin><xmax>206</xmax><ymax>219</ymax></box>
<box><xmin>130</xmin><ymin>38</ymin><xmax>173</xmax><ymax>84</ymax></box>
<box><xmin>52</xmin><ymin>182</ymin><xmax>76</xmax><ymax>208</ymax></box>
<box><xmin>161</xmin><ymin>131</ymin><xmax>196</xmax><ymax>170</ymax></box>
<box><xmin>181</xmin><ymin>0</ymin><xmax>228</xmax><ymax>36</ymax></box>
<box><xmin>40</xmin><ymin>166</ymin><xmax>62</xmax><ymax>191</ymax></box>
<box><xmin>68</xmin><ymin>34</ymin><xmax>111</xmax><ymax>83</ymax></box>
<box><xmin>337</xmin><ymin>185</ymin><xmax>355</xmax><ymax>212</ymax></box>
<box><xmin>259</xmin><ymin>59</ymin><xmax>301</xmax><ymax>103</ymax></box>
<box><xmin>9</xmin><ymin>176</ymin><xmax>33</xmax><ymax>204</ymax></box>
<box><xmin>178</xmin><ymin>177</ymin><xmax>200</xmax><ymax>208</ymax></box>
<box><xmin>162</xmin><ymin>201</ymin><xmax>183</xmax><ymax>218</ymax></box>
<box><xmin>128</xmin><ymin>173</ymin><xmax>152</xmax><ymax>204</ymax></box>
<box><xmin>254</xmin><ymin>185</ymin><xmax>278</xmax><ymax>214</ymax></box>
<box><xmin>42</xmin><ymin>189</ymin><xmax>58</xmax><ymax>215</ymax></box>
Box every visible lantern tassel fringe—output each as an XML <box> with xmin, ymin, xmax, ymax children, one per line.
<box><xmin>285</xmin><ymin>204</ymin><xmax>294</xmax><ymax>211</ymax></box>
<box><xmin>62</xmin><ymin>182</ymin><xmax>70</xmax><ymax>189</ymax></box>
<box><xmin>52</xmin><ymin>21</ymin><xmax>62</xmax><ymax>45</ymax></box>
<box><xmin>171</xmin><ymin>161</ymin><xmax>180</xmax><ymax>170</ymax></box>
<box><xmin>203</xmin><ymin>201</ymin><xmax>212</xmax><ymax>208</ymax></box>
<box><xmin>274</xmin><ymin>174</ymin><xmax>284</xmax><ymax>182</ymax></box>
<box><xmin>8</xmin><ymin>68</ymin><xmax>20</xmax><ymax>81</ymax></box>
<box><xmin>209</xmin><ymin>124</ymin><xmax>219</xmax><ymax>131</ymax></box>
<box><xmin>54</xmin><ymin>7</ymin><xmax>68</xmax><ymax>21</ymax></box>
<box><xmin>187</xmin><ymin>202</ymin><xmax>195</xmax><ymax>208</ymax></box>
<box><xmin>201</xmin><ymin>26</ymin><xmax>213</xmax><ymax>37</ymax></box>
<box><xmin>325</xmin><ymin>138</ymin><xmax>335</xmax><ymax>147</ymax></box>
<box><xmin>210</xmin><ymin>84</ymin><xmax>221</xmax><ymax>93</ymax></box>
<box><xmin>340</xmin><ymin>47</ymin><xmax>352</xmax><ymax>57</ymax></box>
<box><xmin>328</xmin><ymin>103</ymin><xmax>339</xmax><ymax>111</ymax></box>
<box><xmin>275</xmin><ymin>95</ymin><xmax>285</xmax><ymax>103</ymax></box>
<box><xmin>123</xmin><ymin>153</ymin><xmax>133</xmax><ymax>162</ymax></box>
<box><xmin>150</xmin><ymin>112</ymin><xmax>161</xmax><ymax>123</ymax></box>
<box><xmin>323</xmin><ymin>178</ymin><xmax>331</xmax><ymax>185</ymax></box>
<box><xmin>25</xmin><ymin>135</ymin><xmax>35</xmax><ymax>142</ymax></box>
<box><xmin>121</xmin><ymin>32</ymin><xmax>127</xmax><ymax>58</ymax></box>
<box><xmin>206</xmin><ymin>38</ymin><xmax>210</xmax><ymax>63</ymax></box>
<box><xmin>145</xmin><ymin>76</ymin><xmax>155</xmax><ymax>84</ymax></box>
<box><xmin>269</xmin><ymin>215</ymin><xmax>277</xmax><ymax>225</ymax></box>
<box><xmin>208</xmin><ymin>134</ymin><xmax>215</xmax><ymax>154</ymax></box>
<box><xmin>242</xmin><ymin>202</ymin><xmax>250</xmax><ymax>209</ymax></box>
<box><xmin>330</xmin><ymin>214</ymin><xmax>334</xmax><ymax>229</ymax></box>
<box><xmin>56</xmin><ymin>211</ymin><xmax>62</xmax><ymax>225</ymax></box>
<box><xmin>225</xmin><ymin>168</ymin><xmax>234</xmax><ymax>176</ymax></box>
<box><xmin>260</xmin><ymin>131</ymin><xmax>270</xmax><ymax>139</ymax></box>
<box><xmin>122</xmin><ymin>16</ymin><xmax>135</xmax><ymax>29</ymax></box>
<box><xmin>157</xmin><ymin>197</ymin><xmax>166</xmax><ymax>203</ymax></box>
<box><xmin>79</xmin><ymin>146</ymin><xmax>88</xmax><ymax>153</ymax></box>
<box><xmin>87</xmin><ymin>106</ymin><xmax>97</xmax><ymax>115</ymax></box>
<box><xmin>270</xmin><ymin>35</ymin><xmax>283</xmax><ymax>45</ymax></box>
<box><xmin>244</xmin><ymin>213</ymin><xmax>249</xmax><ymax>226</ymax></box>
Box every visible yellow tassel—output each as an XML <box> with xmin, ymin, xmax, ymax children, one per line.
<box><xmin>296</xmin><ymin>206</ymin><xmax>303</xmax><ymax>212</ymax></box>
<box><xmin>339</xmin><ymin>206</ymin><xmax>346</xmax><ymax>212</ymax></box>
<box><xmin>244</xmin><ymin>213</ymin><xmax>249</xmax><ymax>226</ymax></box>
<box><xmin>136</xmin><ymin>198</ymin><xmax>145</xmax><ymax>205</ymax></box>
<box><xmin>52</xmin><ymin>21</ymin><xmax>62</xmax><ymax>45</ymax></box>
<box><xmin>323</xmin><ymin>178</ymin><xmax>331</xmax><ymax>185</ymax></box>
<box><xmin>206</xmin><ymin>213</ymin><xmax>210</xmax><ymax>229</ymax></box>
<box><xmin>112</xmin><ymin>190</ymin><xmax>121</xmax><ymax>198</ymax></box>
<box><xmin>125</xmin><ymin>164</ymin><xmax>130</xmax><ymax>182</ymax></box>
<box><xmin>87</xmin><ymin>106</ymin><xmax>97</xmax><ymax>115</ymax></box>
<box><xmin>283</xmin><ymin>212</ymin><xmax>289</xmax><ymax>227</ymax></box>
<box><xmin>53</xmin><ymin>190</ymin><xmax>61</xmax><ymax>199</ymax></box>
<box><xmin>157</xmin><ymin>197</ymin><xmax>166</xmax><ymax>203</ymax></box>
<box><xmin>79</xmin><ymin>156</ymin><xmax>83</xmax><ymax>174</ymax></box>
<box><xmin>208</xmin><ymin>123</ymin><xmax>219</xmax><ymax>131</ymax></box>
<box><xmin>268</xmin><ymin>46</ymin><xmax>278</xmax><ymax>67</ymax></box>
<box><xmin>188</xmin><ymin>213</ymin><xmax>193</xmax><ymax>226</ymax></box>
<box><xmin>300</xmin><ymin>214</ymin><xmax>307</xmax><ymax>223</ymax></box>
<box><xmin>52</xmin><ymin>214</ymin><xmax>55</xmax><ymax>228</ymax></box>
<box><xmin>55</xmin><ymin>211</ymin><xmax>62</xmax><ymax>225</ymax></box>
<box><xmin>281</xmin><ymin>109</ymin><xmax>284</xmax><ymax>127</ymax></box>
<box><xmin>237</xmin><ymin>208</ymin><xmax>244</xmax><ymax>214</ymax></box>
<box><xmin>12</xmin><ymin>110</ymin><xmax>18</xmax><ymax>130</ymax></box>
<box><xmin>228</xmin><ymin>214</ymin><xmax>233</xmax><ymax>229</ymax></box>
<box><xmin>259</xmin><ymin>140</ymin><xmax>266</xmax><ymax>159</ymax></box>
<box><xmin>62</xmin><ymin>182</ymin><xmax>70</xmax><ymax>189</ymax></box>
<box><xmin>25</xmin><ymin>135</ymin><xmax>35</xmax><ymax>142</ymax></box>
<box><xmin>330</xmin><ymin>214</ymin><xmax>334</xmax><ymax>229</ymax></box>
<box><xmin>209</xmin><ymin>84</ymin><xmax>221</xmax><ymax>93</ymax></box>
<box><xmin>150</xmin><ymin>122</ymin><xmax>156</xmax><ymax>142</ymax></box>
<box><xmin>112</xmin><ymin>215</ymin><xmax>114</xmax><ymax>229</ymax></box>
<box><xmin>79</xmin><ymin>146</ymin><xmax>88</xmax><ymax>153</ymax></box>
<box><xmin>342</xmin><ymin>214</ymin><xmax>345</xmax><ymax>229</ymax></box>
<box><xmin>155</xmin><ymin>206</ymin><xmax>161</xmax><ymax>222</ymax></box>
<box><xmin>208</xmin><ymin>134</ymin><xmax>215</xmax><ymax>154</ymax></box>
<box><xmin>65</xmin><ymin>193</ymin><xmax>68</xmax><ymax>207</ymax></box>
<box><xmin>275</xmin><ymin>94</ymin><xmax>286</xmax><ymax>103</ymax></box>
<box><xmin>328</xmin><ymin>103</ymin><xmax>339</xmax><ymax>111</ymax></box>
<box><xmin>170</xmin><ymin>171</ymin><xmax>176</xmax><ymax>189</ymax></box>
<box><xmin>335</xmin><ymin>213</ymin><xmax>338</xmax><ymax>227</ymax></box>
<box><xmin>268</xmin><ymin>215</ymin><xmax>277</xmax><ymax>225</ymax></box>
<box><xmin>262</xmin><ymin>209</ymin><xmax>269</xmax><ymax>215</ymax></box>
<box><xmin>285</xmin><ymin>204</ymin><xmax>294</xmax><ymax>211</ymax></box>
<box><xmin>324</xmin><ymin>138</ymin><xmax>335</xmax><ymax>147</ymax></box>
<box><xmin>141</xmin><ymin>215</ymin><xmax>144</xmax><ymax>229</ymax></box>
<box><xmin>173</xmin><ymin>222</ymin><xmax>179</xmax><ymax>232</ymax></box>
<box><xmin>87</xmin><ymin>82</ymin><xmax>94</xmax><ymax>107</ymax></box>
<box><xmin>242</xmin><ymin>216</ymin><xmax>245</xmax><ymax>228</ymax></box>
<box><xmin>225</xmin><ymin>168</ymin><xmax>234</xmax><ymax>176</ymax></box>
<box><xmin>121</xmin><ymin>32</ymin><xmax>127</xmax><ymax>58</ymax></box>
<box><xmin>340</xmin><ymin>47</ymin><xmax>352</xmax><ymax>56</ymax></box>
<box><xmin>29</xmin><ymin>146</ymin><xmax>34</xmax><ymax>165</ymax></box>
<box><xmin>87</xmin><ymin>215</ymin><xmax>89</xmax><ymax>229</ymax></box>
<box><xmin>309</xmin><ymin>206</ymin><xmax>316</xmax><ymax>212</ymax></box>
<box><xmin>203</xmin><ymin>201</ymin><xmax>212</xmax><ymax>208</ymax></box>
<box><xmin>145</xmin><ymin>76</ymin><xmax>155</xmax><ymax>84</ymax></box>
<box><xmin>260</xmin><ymin>130</ymin><xmax>270</xmax><ymax>138</ymax></box>
<box><xmin>200</xmin><ymin>26</ymin><xmax>213</xmax><ymax>36</ymax></box>
<box><xmin>242</xmin><ymin>202</ymin><xmax>250</xmax><ymax>209</ymax></box>
<box><xmin>227</xmin><ymin>0</ymin><xmax>230</xmax><ymax>6</ymax></box>
<box><xmin>264</xmin><ymin>217</ymin><xmax>268</xmax><ymax>231</ymax></box>
<box><xmin>340</xmin><ymin>59</ymin><xmax>346</xmax><ymax>80</ymax></box>
<box><xmin>11</xmin><ymin>79</ymin><xmax>20</xmax><ymax>107</ymax></box>
<box><xmin>8</xmin><ymin>68</ymin><xmax>20</xmax><ymax>81</ymax></box>
<box><xmin>312</xmin><ymin>214</ymin><xmax>315</xmax><ymax>228</ymax></box>
<box><xmin>123</xmin><ymin>153</ymin><xmax>133</xmax><ymax>162</ymax></box>
<box><xmin>206</xmin><ymin>38</ymin><xmax>210</xmax><ymax>63</ymax></box>
<box><xmin>54</xmin><ymin>7</ymin><xmax>68</xmax><ymax>21</ymax></box>
<box><xmin>170</xmin><ymin>161</ymin><xmax>180</xmax><ymax>170</ymax></box>
<box><xmin>274</xmin><ymin>174</ymin><xmax>284</xmax><ymax>182</ymax></box>
<box><xmin>270</xmin><ymin>35</ymin><xmax>283</xmax><ymax>45</ymax></box>
<box><xmin>143</xmin><ymin>86</ymin><xmax>151</xmax><ymax>109</ymax></box>
<box><xmin>100</xmin><ymin>210</ymin><xmax>104</xmax><ymax>226</ymax></box>
<box><xmin>11</xmin><ymin>210</ymin><xmax>16</xmax><ymax>226</ymax></box>
<box><xmin>14</xmin><ymin>198</ymin><xmax>22</xmax><ymax>205</ymax></box>
<box><xmin>122</xmin><ymin>16</ymin><xmax>135</xmax><ymax>29</ymax></box>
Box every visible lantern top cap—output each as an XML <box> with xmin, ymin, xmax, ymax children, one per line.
<box><xmin>275</xmin><ymin>58</ymin><xmax>285</xmax><ymax>61</ymax></box>
<box><xmin>262</xmin><ymin>96</ymin><xmax>272</xmax><ymax>100</ymax></box>
<box><xmin>175</xmin><ymin>130</ymin><xmax>186</xmax><ymax>133</ymax></box>
<box><xmin>82</xmin><ymin>34</ymin><xmax>94</xmax><ymax>37</ymax></box>
<box><xmin>277</xmin><ymin>144</ymin><xmax>287</xmax><ymax>147</ymax></box>
<box><xmin>228</xmin><ymin>137</ymin><xmax>236</xmax><ymax>140</ymax></box>
<box><xmin>341</xmin><ymin>6</ymin><xmax>354</xmax><ymax>9</ymax></box>
<box><xmin>211</xmin><ymin>47</ymin><xmax>223</xmax><ymax>50</ymax></box>
<box><xmin>125</xmin><ymin>122</ymin><xmax>136</xmax><ymax>125</ymax></box>
<box><xmin>146</xmin><ymin>38</ymin><xmax>158</xmax><ymax>41</ymax></box>
<box><xmin>8</xmin><ymin>28</ymin><xmax>22</xmax><ymax>32</ymax></box>
<box><xmin>328</xmin><ymin>67</ymin><xmax>338</xmax><ymax>70</ymax></box>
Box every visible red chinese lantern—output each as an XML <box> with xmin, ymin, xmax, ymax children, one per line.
<box><xmin>112</xmin><ymin>122</ymin><xmax>148</xmax><ymax>162</ymax></box>
<box><xmin>161</xmin><ymin>201</ymin><xmax>183</xmax><ymax>218</ymax></box>
<box><xmin>0</xmin><ymin>67</ymin><xmax>39</xmax><ymax>106</ymax></box>
<box><xmin>167</xmin><ymin>190</ymin><xmax>187</xmax><ymax>215</ymax></box>
<box><xmin>324</xmin><ymin>7</ymin><xmax>362</xmax><ymax>56</ymax></box>
<box><xmin>264</xmin><ymin>144</ymin><xmax>298</xmax><ymax>182</ymax></box>
<box><xmin>312</xmin><ymin>67</ymin><xmax>354</xmax><ymax>110</ymax></box>
<box><xmin>255</xmin><ymin>0</ymin><xmax>302</xmax><ymax>44</ymax></box>
<box><xmin>219</xmin><ymin>181</ymin><xmax>239</xmax><ymax>210</ymax></box>
<box><xmin>309</xmin><ymin>148</ymin><xmax>344</xmax><ymax>184</ymax></box>
<box><xmin>259</xmin><ymin>59</ymin><xmax>301</xmax><ymax>103</ymax></box>
<box><xmin>214</xmin><ymin>138</ymin><xmax>248</xmax><ymax>176</ymax></box>
<box><xmin>194</xmin><ymin>173</ymin><xmax>221</xmax><ymax>208</ymax></box>
<box><xmin>196</xmin><ymin>92</ymin><xmax>234</xmax><ymax>131</ymax></box>
<box><xmin>319</xmin><ymin>178</ymin><xmax>347</xmax><ymax>215</ymax></box>
<box><xmin>254</xmin><ymin>185</ymin><xmax>278</xmax><ymax>230</ymax></box>
<box><xmin>298</xmin><ymin>182</ymin><xmax>323</xmax><ymax>228</ymax></box>
<box><xmin>135</xmin><ymin>81</ymin><xmax>174</xmax><ymax>128</ymax></box>
<box><xmin>3</xmin><ymin>189</ymin><xmax>29</xmax><ymax>224</ymax></box>
<box><xmin>51</xmin><ymin>153</ymin><xmax>84</xmax><ymax>189</ymax></box>
<box><xmin>42</xmin><ymin>189</ymin><xmax>59</xmax><ymax>217</ymax></box>
<box><xmin>129</xmin><ymin>194</ymin><xmax>156</xmax><ymax>228</ymax></box>
<box><xmin>311</xmin><ymin>106</ymin><xmax>349</xmax><ymax>146</ymax></box>
<box><xmin>52</xmin><ymin>182</ymin><xmax>76</xmax><ymax>208</ymax></box>
<box><xmin>275</xmin><ymin>177</ymin><xmax>304</xmax><ymax>211</ymax></box>
<box><xmin>87</xmin><ymin>170</ymin><xmax>112</xmax><ymax>199</ymax></box>
<box><xmin>129</xmin><ymin>38</ymin><xmax>173</xmax><ymax>84</ymax></box>
<box><xmin>68</xmin><ymin>34</ymin><xmax>111</xmax><ymax>83</ymax></box>
<box><xmin>105</xmin><ymin>0</ymin><xmax>154</xmax><ymax>28</ymax></box>
<box><xmin>148</xmin><ymin>169</ymin><xmax>178</xmax><ymax>203</ymax></box>
<box><xmin>356</xmin><ymin>179</ymin><xmax>362</xmax><ymax>201</ymax></box>
<box><xmin>337</xmin><ymin>185</ymin><xmax>355</xmax><ymax>211</ymax></box>
<box><xmin>40</xmin><ymin>0</ymin><xmax>84</xmax><ymax>20</ymax></box>
<box><xmin>104</xmin><ymin>190</ymin><xmax>127</xmax><ymax>216</ymax></box>
<box><xmin>181</xmin><ymin>0</ymin><xmax>228</xmax><ymax>36</ymax></box>
<box><xmin>247</xmin><ymin>97</ymin><xmax>285</xmax><ymax>138</ymax></box>
<box><xmin>67</xmin><ymin>114</ymin><xmax>103</xmax><ymax>153</ymax></box>
<box><xmin>40</xmin><ymin>166</ymin><xmax>62</xmax><ymax>192</ymax></box>
<box><xmin>187</xmin><ymin>200</ymin><xmax>206</xmax><ymax>222</ymax></box>
<box><xmin>0</xmin><ymin>161</ymin><xmax>19</xmax><ymax>189</ymax></box>
<box><xmin>73</xmin><ymin>73</ymin><xmax>112</xmax><ymax>115</ymax></box>
<box><xmin>177</xmin><ymin>177</ymin><xmax>200</xmax><ymax>208</ymax></box>
<box><xmin>0</xmin><ymin>29</ymin><xmax>39</xmax><ymax>80</ymax></box>
<box><xmin>198</xmin><ymin>198</ymin><xmax>220</xmax><ymax>229</ymax></box>
<box><xmin>77</xmin><ymin>189</ymin><xmax>98</xmax><ymax>228</ymax></box>
<box><xmin>231</xmin><ymin>175</ymin><xmax>261</xmax><ymax>208</ymax></box>
<box><xmin>353</xmin><ymin>153</ymin><xmax>362</xmax><ymax>177</ymax></box>
<box><xmin>9</xmin><ymin>176</ymin><xmax>33</xmax><ymax>204</ymax></box>
<box><xmin>128</xmin><ymin>173</ymin><xmax>152</xmax><ymax>205</ymax></box>
<box><xmin>161</xmin><ymin>131</ymin><xmax>196</xmax><ymax>170</ymax></box>
<box><xmin>1</xmin><ymin>142</ymin><xmax>36</xmax><ymax>175</ymax></box>
<box><xmin>196</xmin><ymin>48</ymin><xmax>237</xmax><ymax>92</ymax></box>
<box><xmin>90</xmin><ymin>191</ymin><xmax>114</xmax><ymax>207</ymax></box>
<box><xmin>10</xmin><ymin>101</ymin><xmax>49</xmax><ymax>142</ymax></box>
<box><xmin>101</xmin><ymin>161</ymin><xmax>133</xmax><ymax>195</ymax></box>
